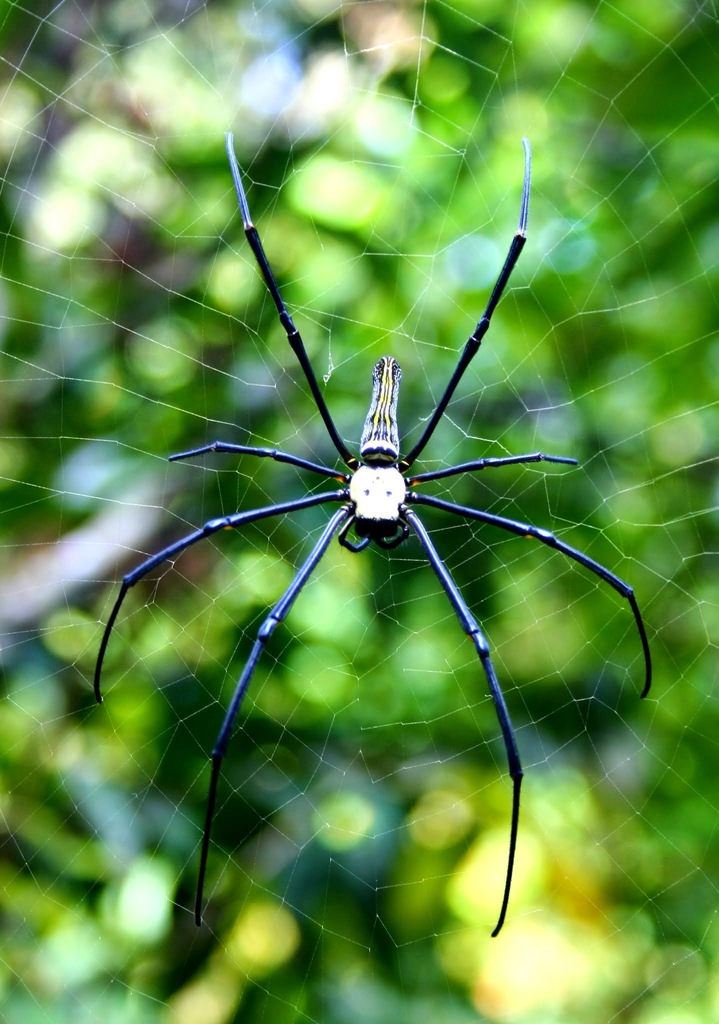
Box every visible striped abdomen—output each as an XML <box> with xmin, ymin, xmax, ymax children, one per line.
<box><xmin>359</xmin><ymin>356</ymin><xmax>402</xmax><ymax>464</ymax></box>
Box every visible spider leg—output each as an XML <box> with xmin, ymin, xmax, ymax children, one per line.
<box><xmin>195</xmin><ymin>503</ymin><xmax>352</xmax><ymax>925</ymax></box>
<box><xmin>337</xmin><ymin>515</ymin><xmax>369</xmax><ymax>552</ymax></box>
<box><xmin>404</xmin><ymin>507</ymin><xmax>522</xmax><ymax>937</ymax></box>
<box><xmin>225</xmin><ymin>133</ymin><xmax>358</xmax><ymax>471</ymax></box>
<box><xmin>408</xmin><ymin>451</ymin><xmax>577</xmax><ymax>486</ymax></box>
<box><xmin>94</xmin><ymin>489</ymin><xmax>348</xmax><ymax>702</ymax></box>
<box><xmin>169</xmin><ymin>441</ymin><xmax>348</xmax><ymax>482</ymax></box>
<box><xmin>408</xmin><ymin>492</ymin><xmax>652</xmax><ymax>697</ymax></box>
<box><xmin>374</xmin><ymin>523</ymin><xmax>410</xmax><ymax>548</ymax></box>
<box><xmin>401</xmin><ymin>139</ymin><xmax>532</xmax><ymax>472</ymax></box>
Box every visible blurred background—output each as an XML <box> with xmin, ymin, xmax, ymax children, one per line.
<box><xmin>1</xmin><ymin>1</ymin><xmax>717</xmax><ymax>1021</ymax></box>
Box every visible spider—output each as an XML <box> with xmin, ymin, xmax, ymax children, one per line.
<box><xmin>95</xmin><ymin>132</ymin><xmax>652</xmax><ymax>937</ymax></box>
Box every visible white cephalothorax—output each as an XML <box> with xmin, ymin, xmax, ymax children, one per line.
<box><xmin>349</xmin><ymin>464</ymin><xmax>407</xmax><ymax>522</ymax></box>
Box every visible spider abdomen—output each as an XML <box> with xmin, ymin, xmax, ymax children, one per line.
<box><xmin>349</xmin><ymin>464</ymin><xmax>406</xmax><ymax>525</ymax></box>
<box><xmin>359</xmin><ymin>355</ymin><xmax>402</xmax><ymax>463</ymax></box>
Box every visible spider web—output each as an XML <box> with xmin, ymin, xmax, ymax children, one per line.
<box><xmin>1</xmin><ymin>1</ymin><xmax>717</xmax><ymax>1021</ymax></box>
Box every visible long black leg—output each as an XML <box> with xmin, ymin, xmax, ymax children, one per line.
<box><xmin>400</xmin><ymin>139</ymin><xmax>532</xmax><ymax>472</ymax></box>
<box><xmin>94</xmin><ymin>490</ymin><xmax>348</xmax><ymax>702</ymax></box>
<box><xmin>407</xmin><ymin>451</ymin><xmax>577</xmax><ymax>486</ymax></box>
<box><xmin>169</xmin><ymin>440</ymin><xmax>348</xmax><ymax>483</ymax></box>
<box><xmin>195</xmin><ymin>504</ymin><xmax>352</xmax><ymax>925</ymax></box>
<box><xmin>408</xmin><ymin>491</ymin><xmax>652</xmax><ymax>697</ymax></box>
<box><xmin>225</xmin><ymin>133</ymin><xmax>358</xmax><ymax>471</ymax></box>
<box><xmin>404</xmin><ymin>507</ymin><xmax>521</xmax><ymax>937</ymax></box>
<box><xmin>337</xmin><ymin>515</ymin><xmax>368</xmax><ymax>552</ymax></box>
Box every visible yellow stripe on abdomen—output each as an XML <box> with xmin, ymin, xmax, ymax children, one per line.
<box><xmin>359</xmin><ymin>356</ymin><xmax>402</xmax><ymax>464</ymax></box>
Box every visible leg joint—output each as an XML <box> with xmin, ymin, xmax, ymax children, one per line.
<box><xmin>258</xmin><ymin>615</ymin><xmax>281</xmax><ymax>641</ymax></box>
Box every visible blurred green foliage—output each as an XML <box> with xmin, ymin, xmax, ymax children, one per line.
<box><xmin>1</xmin><ymin>1</ymin><xmax>718</xmax><ymax>1022</ymax></box>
